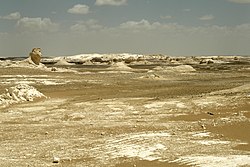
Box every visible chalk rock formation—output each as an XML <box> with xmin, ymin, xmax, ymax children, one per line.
<box><xmin>153</xmin><ymin>65</ymin><xmax>196</xmax><ymax>73</ymax></box>
<box><xmin>108</xmin><ymin>62</ymin><xmax>132</xmax><ymax>70</ymax></box>
<box><xmin>167</xmin><ymin>65</ymin><xmax>196</xmax><ymax>72</ymax></box>
<box><xmin>54</xmin><ymin>58</ymin><xmax>73</xmax><ymax>66</ymax></box>
<box><xmin>0</xmin><ymin>84</ymin><xmax>46</xmax><ymax>107</ymax></box>
<box><xmin>200</xmin><ymin>59</ymin><xmax>214</xmax><ymax>64</ymax></box>
<box><xmin>29</xmin><ymin>48</ymin><xmax>42</xmax><ymax>65</ymax></box>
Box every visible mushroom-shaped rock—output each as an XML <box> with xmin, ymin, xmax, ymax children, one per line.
<box><xmin>29</xmin><ymin>48</ymin><xmax>42</xmax><ymax>65</ymax></box>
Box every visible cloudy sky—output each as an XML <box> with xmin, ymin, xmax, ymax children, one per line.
<box><xmin>0</xmin><ymin>0</ymin><xmax>250</xmax><ymax>57</ymax></box>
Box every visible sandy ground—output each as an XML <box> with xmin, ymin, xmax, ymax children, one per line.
<box><xmin>0</xmin><ymin>60</ymin><xmax>250</xmax><ymax>167</ymax></box>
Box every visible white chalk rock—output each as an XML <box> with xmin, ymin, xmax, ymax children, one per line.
<box><xmin>53</xmin><ymin>156</ymin><xmax>60</xmax><ymax>163</ymax></box>
<box><xmin>0</xmin><ymin>84</ymin><xmax>46</xmax><ymax>107</ymax></box>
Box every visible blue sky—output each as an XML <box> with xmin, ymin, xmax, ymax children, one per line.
<box><xmin>0</xmin><ymin>0</ymin><xmax>250</xmax><ymax>57</ymax></box>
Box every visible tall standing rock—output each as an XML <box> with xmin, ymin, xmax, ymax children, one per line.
<box><xmin>29</xmin><ymin>48</ymin><xmax>42</xmax><ymax>65</ymax></box>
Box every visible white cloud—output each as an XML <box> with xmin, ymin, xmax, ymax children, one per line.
<box><xmin>70</xmin><ymin>20</ymin><xmax>103</xmax><ymax>32</ymax></box>
<box><xmin>235</xmin><ymin>23</ymin><xmax>250</xmax><ymax>35</ymax></box>
<box><xmin>236</xmin><ymin>23</ymin><xmax>250</xmax><ymax>29</ymax></box>
<box><xmin>0</xmin><ymin>12</ymin><xmax>21</xmax><ymax>20</ymax></box>
<box><xmin>160</xmin><ymin>15</ymin><xmax>172</xmax><ymax>19</ymax></box>
<box><xmin>70</xmin><ymin>18</ymin><xmax>249</xmax><ymax>39</ymax></box>
<box><xmin>70</xmin><ymin>23</ymin><xmax>87</xmax><ymax>32</ymax></box>
<box><xmin>199</xmin><ymin>14</ymin><xmax>214</xmax><ymax>21</ymax></box>
<box><xmin>120</xmin><ymin>19</ymin><xmax>160</xmax><ymax>31</ymax></box>
<box><xmin>16</xmin><ymin>17</ymin><xmax>59</xmax><ymax>32</ymax></box>
<box><xmin>118</xmin><ymin>20</ymin><xmax>193</xmax><ymax>35</ymax></box>
<box><xmin>68</xmin><ymin>4</ymin><xmax>90</xmax><ymax>14</ymax></box>
<box><xmin>116</xmin><ymin>19</ymin><xmax>240</xmax><ymax>37</ymax></box>
<box><xmin>228</xmin><ymin>0</ymin><xmax>250</xmax><ymax>3</ymax></box>
<box><xmin>95</xmin><ymin>0</ymin><xmax>127</xmax><ymax>6</ymax></box>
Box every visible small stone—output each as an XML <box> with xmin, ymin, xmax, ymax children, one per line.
<box><xmin>51</xmin><ymin>67</ymin><xmax>57</xmax><ymax>71</ymax></box>
<box><xmin>232</xmin><ymin>112</ymin><xmax>239</xmax><ymax>116</ymax></box>
<box><xmin>201</xmin><ymin>124</ymin><xmax>206</xmax><ymax>130</ymax></box>
<box><xmin>207</xmin><ymin>112</ymin><xmax>214</xmax><ymax>115</ymax></box>
<box><xmin>53</xmin><ymin>156</ymin><xmax>60</xmax><ymax>163</ymax></box>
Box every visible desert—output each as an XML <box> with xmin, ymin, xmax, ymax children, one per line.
<box><xmin>0</xmin><ymin>53</ymin><xmax>249</xmax><ymax>167</ymax></box>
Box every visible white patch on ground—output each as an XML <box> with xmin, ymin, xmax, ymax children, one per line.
<box><xmin>192</xmin><ymin>96</ymin><xmax>224</xmax><ymax>109</ymax></box>
<box><xmin>172</xmin><ymin>155</ymin><xmax>250</xmax><ymax>167</ymax></box>
<box><xmin>67</xmin><ymin>112</ymin><xmax>86</xmax><ymax>120</ymax></box>
<box><xmin>95</xmin><ymin>132</ymin><xmax>171</xmax><ymax>161</ymax></box>
<box><xmin>99</xmin><ymin>99</ymin><xmax>135</xmax><ymax>112</ymax></box>
<box><xmin>86</xmin><ymin>80</ymin><xmax>103</xmax><ymax>84</ymax></box>
<box><xmin>98</xmin><ymin>71</ymin><xmax>133</xmax><ymax>74</ymax></box>
<box><xmin>195</xmin><ymin>140</ymin><xmax>231</xmax><ymax>146</ymax></box>
<box><xmin>144</xmin><ymin>101</ymin><xmax>188</xmax><ymax>111</ymax></box>
<box><xmin>176</xmin><ymin>103</ymin><xmax>187</xmax><ymax>108</ymax></box>
<box><xmin>144</xmin><ymin>102</ymin><xmax>167</xmax><ymax>109</ymax></box>
<box><xmin>38</xmin><ymin>80</ymin><xmax>56</xmax><ymax>85</ymax></box>
<box><xmin>210</xmin><ymin>84</ymin><xmax>250</xmax><ymax>95</ymax></box>
<box><xmin>124</xmin><ymin>132</ymin><xmax>172</xmax><ymax>139</ymax></box>
<box><xmin>112</xmin><ymin>143</ymin><xmax>167</xmax><ymax>161</ymax></box>
<box><xmin>4</xmin><ymin>80</ymin><xmax>35</xmax><ymax>85</ymax></box>
<box><xmin>15</xmin><ymin>106</ymin><xmax>47</xmax><ymax>112</ymax></box>
<box><xmin>0</xmin><ymin>75</ymin><xmax>49</xmax><ymax>78</ymax></box>
<box><xmin>163</xmin><ymin>65</ymin><xmax>196</xmax><ymax>73</ymax></box>
<box><xmin>192</xmin><ymin>132</ymin><xmax>211</xmax><ymax>137</ymax></box>
<box><xmin>0</xmin><ymin>75</ymin><xmax>77</xmax><ymax>85</ymax></box>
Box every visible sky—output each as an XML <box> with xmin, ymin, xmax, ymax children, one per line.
<box><xmin>0</xmin><ymin>0</ymin><xmax>250</xmax><ymax>57</ymax></box>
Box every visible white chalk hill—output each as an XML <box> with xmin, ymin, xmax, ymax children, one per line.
<box><xmin>0</xmin><ymin>84</ymin><xmax>46</xmax><ymax>107</ymax></box>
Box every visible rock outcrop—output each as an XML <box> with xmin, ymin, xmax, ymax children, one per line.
<box><xmin>0</xmin><ymin>84</ymin><xmax>46</xmax><ymax>108</ymax></box>
<box><xmin>29</xmin><ymin>48</ymin><xmax>42</xmax><ymax>65</ymax></box>
<box><xmin>54</xmin><ymin>58</ymin><xmax>73</xmax><ymax>66</ymax></box>
<box><xmin>153</xmin><ymin>65</ymin><xmax>196</xmax><ymax>73</ymax></box>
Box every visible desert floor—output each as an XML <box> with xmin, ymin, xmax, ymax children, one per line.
<box><xmin>0</xmin><ymin>61</ymin><xmax>250</xmax><ymax>167</ymax></box>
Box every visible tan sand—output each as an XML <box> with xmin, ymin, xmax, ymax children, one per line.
<box><xmin>0</xmin><ymin>57</ymin><xmax>249</xmax><ymax>166</ymax></box>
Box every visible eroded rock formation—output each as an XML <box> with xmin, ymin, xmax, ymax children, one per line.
<box><xmin>29</xmin><ymin>48</ymin><xmax>42</xmax><ymax>65</ymax></box>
